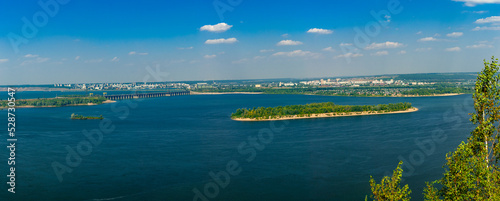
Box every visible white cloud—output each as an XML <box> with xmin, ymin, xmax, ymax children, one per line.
<box><xmin>453</xmin><ymin>0</ymin><xmax>500</xmax><ymax>7</ymax></box>
<box><xmin>475</xmin><ymin>16</ymin><xmax>500</xmax><ymax>23</ymax></box>
<box><xmin>281</xmin><ymin>33</ymin><xmax>289</xmax><ymax>38</ymax></box>
<box><xmin>178</xmin><ymin>47</ymin><xmax>194</xmax><ymax>50</ymax></box>
<box><xmin>253</xmin><ymin>56</ymin><xmax>266</xmax><ymax>60</ymax></box>
<box><xmin>339</xmin><ymin>43</ymin><xmax>353</xmax><ymax>46</ymax></box>
<box><xmin>204</xmin><ymin>55</ymin><xmax>217</xmax><ymax>59</ymax></box>
<box><xmin>398</xmin><ymin>50</ymin><xmax>407</xmax><ymax>54</ymax></box>
<box><xmin>418</xmin><ymin>37</ymin><xmax>438</xmax><ymax>42</ymax></box>
<box><xmin>111</xmin><ymin>57</ymin><xmax>119</xmax><ymax>62</ymax></box>
<box><xmin>415</xmin><ymin>47</ymin><xmax>432</xmax><ymax>52</ymax></box>
<box><xmin>0</xmin><ymin>59</ymin><xmax>9</xmax><ymax>63</ymax></box>
<box><xmin>322</xmin><ymin>47</ymin><xmax>336</xmax><ymax>52</ymax></box>
<box><xmin>445</xmin><ymin>47</ymin><xmax>461</xmax><ymax>52</ymax></box>
<box><xmin>75</xmin><ymin>56</ymin><xmax>80</xmax><ymax>60</ymax></box>
<box><xmin>447</xmin><ymin>32</ymin><xmax>464</xmax><ymax>37</ymax></box>
<box><xmin>272</xmin><ymin>50</ymin><xmax>320</xmax><ymax>58</ymax></box>
<box><xmin>260</xmin><ymin>49</ymin><xmax>274</xmax><ymax>53</ymax></box>
<box><xmin>371</xmin><ymin>51</ymin><xmax>389</xmax><ymax>56</ymax></box>
<box><xmin>364</xmin><ymin>41</ymin><xmax>404</xmax><ymax>50</ymax></box>
<box><xmin>466</xmin><ymin>43</ymin><xmax>493</xmax><ymax>48</ymax></box>
<box><xmin>200</xmin><ymin>23</ymin><xmax>233</xmax><ymax>32</ymax></box>
<box><xmin>205</xmin><ymin>38</ymin><xmax>238</xmax><ymax>44</ymax></box>
<box><xmin>129</xmin><ymin>51</ymin><xmax>148</xmax><ymax>55</ymax></box>
<box><xmin>24</xmin><ymin>54</ymin><xmax>39</xmax><ymax>58</ymax></box>
<box><xmin>334</xmin><ymin>53</ymin><xmax>363</xmax><ymax>59</ymax></box>
<box><xmin>21</xmin><ymin>57</ymin><xmax>50</xmax><ymax>65</ymax></box>
<box><xmin>473</xmin><ymin>26</ymin><xmax>500</xmax><ymax>31</ymax></box>
<box><xmin>277</xmin><ymin>40</ymin><xmax>303</xmax><ymax>46</ymax></box>
<box><xmin>307</xmin><ymin>28</ymin><xmax>333</xmax><ymax>34</ymax></box>
<box><xmin>416</xmin><ymin>31</ymin><xmax>423</xmax><ymax>35</ymax></box>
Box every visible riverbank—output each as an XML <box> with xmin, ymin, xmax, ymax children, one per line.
<box><xmin>232</xmin><ymin>107</ymin><xmax>419</xmax><ymax>121</ymax></box>
<box><xmin>0</xmin><ymin>99</ymin><xmax>116</xmax><ymax>109</ymax></box>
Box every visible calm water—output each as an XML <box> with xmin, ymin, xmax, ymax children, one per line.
<box><xmin>0</xmin><ymin>93</ymin><xmax>474</xmax><ymax>201</ymax></box>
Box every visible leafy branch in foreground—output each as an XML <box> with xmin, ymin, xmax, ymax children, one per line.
<box><xmin>368</xmin><ymin>161</ymin><xmax>411</xmax><ymax>201</ymax></box>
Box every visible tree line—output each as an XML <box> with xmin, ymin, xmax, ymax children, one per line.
<box><xmin>0</xmin><ymin>97</ymin><xmax>107</xmax><ymax>108</ymax></box>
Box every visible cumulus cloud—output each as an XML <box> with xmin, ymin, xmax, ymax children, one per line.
<box><xmin>204</xmin><ymin>55</ymin><xmax>217</xmax><ymax>59</ymax></box>
<box><xmin>447</xmin><ymin>32</ymin><xmax>464</xmax><ymax>37</ymax></box>
<box><xmin>205</xmin><ymin>38</ymin><xmax>238</xmax><ymax>44</ymax></box>
<box><xmin>200</xmin><ymin>23</ymin><xmax>233</xmax><ymax>32</ymax></box>
<box><xmin>415</xmin><ymin>47</ymin><xmax>432</xmax><ymax>52</ymax></box>
<box><xmin>473</xmin><ymin>26</ymin><xmax>500</xmax><ymax>31</ymax></box>
<box><xmin>260</xmin><ymin>49</ymin><xmax>274</xmax><ymax>53</ymax></box>
<box><xmin>0</xmin><ymin>59</ymin><xmax>9</xmax><ymax>63</ymax></box>
<box><xmin>334</xmin><ymin>53</ymin><xmax>363</xmax><ymax>59</ymax></box>
<box><xmin>371</xmin><ymin>51</ymin><xmax>389</xmax><ymax>56</ymax></box>
<box><xmin>466</xmin><ymin>43</ymin><xmax>493</xmax><ymax>48</ymax></box>
<box><xmin>453</xmin><ymin>0</ymin><xmax>500</xmax><ymax>6</ymax></box>
<box><xmin>277</xmin><ymin>40</ymin><xmax>303</xmax><ymax>46</ymax></box>
<box><xmin>445</xmin><ymin>47</ymin><xmax>461</xmax><ymax>52</ymax></box>
<box><xmin>339</xmin><ymin>43</ymin><xmax>353</xmax><ymax>46</ymax></box>
<box><xmin>307</xmin><ymin>28</ymin><xmax>333</xmax><ymax>34</ymax></box>
<box><xmin>364</xmin><ymin>41</ymin><xmax>404</xmax><ymax>50</ymax></box>
<box><xmin>24</xmin><ymin>54</ymin><xmax>39</xmax><ymax>58</ymax></box>
<box><xmin>418</xmin><ymin>37</ymin><xmax>438</xmax><ymax>42</ymax></box>
<box><xmin>322</xmin><ymin>47</ymin><xmax>336</xmax><ymax>52</ymax></box>
<box><xmin>129</xmin><ymin>51</ymin><xmax>148</xmax><ymax>55</ymax></box>
<box><xmin>272</xmin><ymin>50</ymin><xmax>320</xmax><ymax>58</ymax></box>
<box><xmin>475</xmin><ymin>16</ymin><xmax>500</xmax><ymax>23</ymax></box>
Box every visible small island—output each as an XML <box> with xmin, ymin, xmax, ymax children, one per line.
<box><xmin>71</xmin><ymin>113</ymin><xmax>104</xmax><ymax>120</ymax></box>
<box><xmin>0</xmin><ymin>96</ymin><xmax>113</xmax><ymax>109</ymax></box>
<box><xmin>231</xmin><ymin>102</ymin><xmax>417</xmax><ymax>121</ymax></box>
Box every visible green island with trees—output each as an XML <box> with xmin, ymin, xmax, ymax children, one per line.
<box><xmin>366</xmin><ymin>57</ymin><xmax>500</xmax><ymax>200</ymax></box>
<box><xmin>71</xmin><ymin>113</ymin><xmax>104</xmax><ymax>120</ymax></box>
<box><xmin>0</xmin><ymin>96</ymin><xmax>107</xmax><ymax>108</ymax></box>
<box><xmin>231</xmin><ymin>102</ymin><xmax>415</xmax><ymax>121</ymax></box>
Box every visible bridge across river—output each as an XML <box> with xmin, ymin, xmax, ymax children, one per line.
<box><xmin>104</xmin><ymin>91</ymin><xmax>190</xmax><ymax>100</ymax></box>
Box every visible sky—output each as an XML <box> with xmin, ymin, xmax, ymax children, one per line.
<box><xmin>1</xmin><ymin>0</ymin><xmax>500</xmax><ymax>85</ymax></box>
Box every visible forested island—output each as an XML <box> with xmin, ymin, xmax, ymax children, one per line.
<box><xmin>71</xmin><ymin>113</ymin><xmax>104</xmax><ymax>120</ymax></box>
<box><xmin>0</xmin><ymin>96</ymin><xmax>108</xmax><ymax>108</ymax></box>
<box><xmin>231</xmin><ymin>102</ymin><xmax>416</xmax><ymax>121</ymax></box>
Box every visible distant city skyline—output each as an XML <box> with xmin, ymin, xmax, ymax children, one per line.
<box><xmin>1</xmin><ymin>0</ymin><xmax>500</xmax><ymax>85</ymax></box>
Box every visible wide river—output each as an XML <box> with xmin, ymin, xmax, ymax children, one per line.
<box><xmin>0</xmin><ymin>92</ymin><xmax>474</xmax><ymax>201</ymax></box>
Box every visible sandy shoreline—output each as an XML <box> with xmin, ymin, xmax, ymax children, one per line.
<box><xmin>232</xmin><ymin>107</ymin><xmax>419</xmax><ymax>121</ymax></box>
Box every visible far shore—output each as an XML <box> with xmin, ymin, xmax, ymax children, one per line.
<box><xmin>232</xmin><ymin>107</ymin><xmax>419</xmax><ymax>121</ymax></box>
<box><xmin>190</xmin><ymin>91</ymin><xmax>264</xmax><ymax>95</ymax></box>
<box><xmin>0</xmin><ymin>100</ymin><xmax>116</xmax><ymax>109</ymax></box>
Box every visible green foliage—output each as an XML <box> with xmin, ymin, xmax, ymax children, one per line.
<box><xmin>71</xmin><ymin>113</ymin><xmax>104</xmax><ymax>120</ymax></box>
<box><xmin>424</xmin><ymin>57</ymin><xmax>500</xmax><ymax>200</ymax></box>
<box><xmin>231</xmin><ymin>102</ymin><xmax>413</xmax><ymax>119</ymax></box>
<box><xmin>368</xmin><ymin>161</ymin><xmax>412</xmax><ymax>201</ymax></box>
<box><xmin>0</xmin><ymin>96</ymin><xmax>107</xmax><ymax>108</ymax></box>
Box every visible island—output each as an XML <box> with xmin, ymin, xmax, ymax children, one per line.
<box><xmin>231</xmin><ymin>102</ymin><xmax>417</xmax><ymax>121</ymax></box>
<box><xmin>71</xmin><ymin>113</ymin><xmax>104</xmax><ymax>120</ymax></box>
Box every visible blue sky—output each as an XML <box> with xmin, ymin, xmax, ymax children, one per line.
<box><xmin>1</xmin><ymin>0</ymin><xmax>500</xmax><ymax>84</ymax></box>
